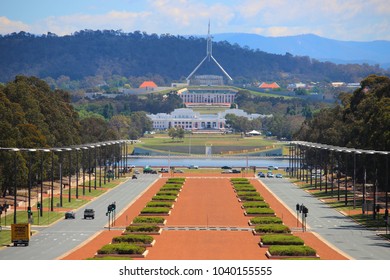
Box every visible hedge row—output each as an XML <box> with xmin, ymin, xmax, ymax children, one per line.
<box><xmin>140</xmin><ymin>207</ymin><xmax>171</xmax><ymax>214</ymax></box>
<box><xmin>268</xmin><ymin>245</ymin><xmax>317</xmax><ymax>257</ymax></box>
<box><xmin>249</xmin><ymin>217</ymin><xmax>283</xmax><ymax>224</ymax></box>
<box><xmin>132</xmin><ymin>216</ymin><xmax>165</xmax><ymax>224</ymax></box>
<box><xmin>112</xmin><ymin>234</ymin><xmax>154</xmax><ymax>244</ymax></box>
<box><xmin>97</xmin><ymin>243</ymin><xmax>146</xmax><ymax>255</ymax></box>
<box><xmin>125</xmin><ymin>225</ymin><xmax>160</xmax><ymax>233</ymax></box>
<box><xmin>254</xmin><ymin>224</ymin><xmax>291</xmax><ymax>234</ymax></box>
<box><xmin>261</xmin><ymin>234</ymin><xmax>304</xmax><ymax>246</ymax></box>
<box><xmin>246</xmin><ymin>208</ymin><xmax>275</xmax><ymax>215</ymax></box>
<box><xmin>242</xmin><ymin>201</ymin><xmax>270</xmax><ymax>208</ymax></box>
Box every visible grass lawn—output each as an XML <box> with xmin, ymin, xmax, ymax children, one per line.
<box><xmin>0</xmin><ymin>229</ymin><xmax>11</xmax><ymax>246</ymax></box>
<box><xmin>1</xmin><ymin>210</ymin><xmax>64</xmax><ymax>226</ymax></box>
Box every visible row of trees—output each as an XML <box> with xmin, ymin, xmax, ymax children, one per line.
<box><xmin>0</xmin><ymin>76</ymin><xmax>152</xmax><ymax>196</ymax></box>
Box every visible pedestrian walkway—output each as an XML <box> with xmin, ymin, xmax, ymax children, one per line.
<box><xmin>260</xmin><ymin>177</ymin><xmax>390</xmax><ymax>260</ymax></box>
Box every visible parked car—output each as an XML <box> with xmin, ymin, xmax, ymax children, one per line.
<box><xmin>231</xmin><ymin>169</ymin><xmax>241</xmax><ymax>173</ymax></box>
<box><xmin>64</xmin><ymin>211</ymin><xmax>76</xmax><ymax>219</ymax></box>
<box><xmin>83</xmin><ymin>208</ymin><xmax>95</xmax><ymax>219</ymax></box>
<box><xmin>221</xmin><ymin>166</ymin><xmax>232</xmax><ymax>169</ymax></box>
<box><xmin>275</xmin><ymin>173</ymin><xmax>283</xmax><ymax>178</ymax></box>
<box><xmin>159</xmin><ymin>168</ymin><xmax>169</xmax><ymax>173</ymax></box>
<box><xmin>258</xmin><ymin>172</ymin><xmax>265</xmax><ymax>178</ymax></box>
<box><xmin>174</xmin><ymin>169</ymin><xmax>184</xmax><ymax>173</ymax></box>
<box><xmin>267</xmin><ymin>172</ymin><xmax>274</xmax><ymax>178</ymax></box>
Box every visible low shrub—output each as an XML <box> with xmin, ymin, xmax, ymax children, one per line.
<box><xmin>155</xmin><ymin>190</ymin><xmax>180</xmax><ymax>196</ymax></box>
<box><xmin>145</xmin><ymin>201</ymin><xmax>173</xmax><ymax>208</ymax></box>
<box><xmin>261</xmin><ymin>235</ymin><xmax>304</xmax><ymax>246</ymax></box>
<box><xmin>132</xmin><ymin>216</ymin><xmax>165</xmax><ymax>224</ymax></box>
<box><xmin>246</xmin><ymin>208</ymin><xmax>275</xmax><ymax>215</ymax></box>
<box><xmin>239</xmin><ymin>195</ymin><xmax>264</xmax><ymax>201</ymax></box>
<box><xmin>161</xmin><ymin>184</ymin><xmax>182</xmax><ymax>190</ymax></box>
<box><xmin>243</xmin><ymin>201</ymin><xmax>270</xmax><ymax>208</ymax></box>
<box><xmin>268</xmin><ymin>245</ymin><xmax>316</xmax><ymax>256</ymax></box>
<box><xmin>254</xmin><ymin>224</ymin><xmax>290</xmax><ymax>234</ymax></box>
<box><xmin>140</xmin><ymin>207</ymin><xmax>170</xmax><ymax>214</ymax></box>
<box><xmin>125</xmin><ymin>225</ymin><xmax>160</xmax><ymax>232</ymax></box>
<box><xmin>233</xmin><ymin>185</ymin><xmax>256</xmax><ymax>191</ymax></box>
<box><xmin>249</xmin><ymin>217</ymin><xmax>283</xmax><ymax>224</ymax></box>
<box><xmin>152</xmin><ymin>195</ymin><xmax>177</xmax><ymax>201</ymax></box>
<box><xmin>230</xmin><ymin>178</ymin><xmax>249</xmax><ymax>183</ymax></box>
<box><xmin>166</xmin><ymin>178</ymin><xmax>185</xmax><ymax>183</ymax></box>
<box><xmin>237</xmin><ymin>191</ymin><xmax>261</xmax><ymax>197</ymax></box>
<box><xmin>97</xmin><ymin>243</ymin><xmax>145</xmax><ymax>255</ymax></box>
<box><xmin>112</xmin><ymin>234</ymin><xmax>154</xmax><ymax>244</ymax></box>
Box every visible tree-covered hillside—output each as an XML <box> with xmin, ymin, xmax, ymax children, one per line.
<box><xmin>0</xmin><ymin>30</ymin><xmax>387</xmax><ymax>84</ymax></box>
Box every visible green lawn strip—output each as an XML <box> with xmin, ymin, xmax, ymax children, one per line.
<box><xmin>145</xmin><ymin>201</ymin><xmax>173</xmax><ymax>208</ymax></box>
<box><xmin>246</xmin><ymin>208</ymin><xmax>275</xmax><ymax>215</ymax></box>
<box><xmin>0</xmin><ymin>230</ymin><xmax>11</xmax><ymax>246</ymax></box>
<box><xmin>0</xmin><ymin>210</ymin><xmax>64</xmax><ymax>226</ymax></box>
<box><xmin>132</xmin><ymin>216</ymin><xmax>165</xmax><ymax>225</ymax></box>
<box><xmin>140</xmin><ymin>207</ymin><xmax>170</xmax><ymax>214</ymax></box>
<box><xmin>151</xmin><ymin>195</ymin><xmax>177</xmax><ymax>201</ymax></box>
<box><xmin>97</xmin><ymin>243</ymin><xmax>146</xmax><ymax>255</ymax></box>
<box><xmin>239</xmin><ymin>195</ymin><xmax>264</xmax><ymax>201</ymax></box>
<box><xmin>261</xmin><ymin>234</ymin><xmax>304</xmax><ymax>246</ymax></box>
<box><xmin>124</xmin><ymin>225</ymin><xmax>160</xmax><ymax>233</ymax></box>
<box><xmin>112</xmin><ymin>234</ymin><xmax>154</xmax><ymax>245</ymax></box>
<box><xmin>242</xmin><ymin>201</ymin><xmax>270</xmax><ymax>208</ymax></box>
<box><xmin>268</xmin><ymin>245</ymin><xmax>317</xmax><ymax>257</ymax></box>
<box><xmin>236</xmin><ymin>191</ymin><xmax>261</xmax><ymax>197</ymax></box>
<box><xmin>249</xmin><ymin>217</ymin><xmax>283</xmax><ymax>224</ymax></box>
<box><xmin>254</xmin><ymin>224</ymin><xmax>291</xmax><ymax>234</ymax></box>
<box><xmin>41</xmin><ymin>196</ymin><xmax>89</xmax><ymax>209</ymax></box>
<box><xmin>155</xmin><ymin>190</ymin><xmax>180</xmax><ymax>197</ymax></box>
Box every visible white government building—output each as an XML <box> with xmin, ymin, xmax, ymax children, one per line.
<box><xmin>147</xmin><ymin>108</ymin><xmax>272</xmax><ymax>131</ymax></box>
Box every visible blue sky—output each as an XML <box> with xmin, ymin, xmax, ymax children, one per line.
<box><xmin>1</xmin><ymin>0</ymin><xmax>389</xmax><ymax>41</ymax></box>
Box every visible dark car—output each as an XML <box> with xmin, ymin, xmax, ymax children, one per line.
<box><xmin>258</xmin><ymin>172</ymin><xmax>265</xmax><ymax>178</ymax></box>
<box><xmin>221</xmin><ymin>166</ymin><xmax>232</xmax><ymax>169</ymax></box>
<box><xmin>84</xmin><ymin>208</ymin><xmax>95</xmax><ymax>219</ymax></box>
<box><xmin>231</xmin><ymin>169</ymin><xmax>241</xmax><ymax>173</ymax></box>
<box><xmin>65</xmin><ymin>211</ymin><xmax>76</xmax><ymax>219</ymax></box>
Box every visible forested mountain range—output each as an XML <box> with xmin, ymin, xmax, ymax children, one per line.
<box><xmin>0</xmin><ymin>30</ymin><xmax>388</xmax><ymax>84</ymax></box>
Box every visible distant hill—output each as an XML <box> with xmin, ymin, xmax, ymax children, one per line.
<box><xmin>0</xmin><ymin>30</ymin><xmax>388</xmax><ymax>84</ymax></box>
<box><xmin>212</xmin><ymin>33</ymin><xmax>390</xmax><ymax>70</ymax></box>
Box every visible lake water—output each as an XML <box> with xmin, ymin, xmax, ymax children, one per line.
<box><xmin>125</xmin><ymin>157</ymin><xmax>289</xmax><ymax>168</ymax></box>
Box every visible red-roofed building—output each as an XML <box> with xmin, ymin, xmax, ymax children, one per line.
<box><xmin>259</xmin><ymin>82</ymin><xmax>280</xmax><ymax>90</ymax></box>
<box><xmin>139</xmin><ymin>81</ymin><xmax>158</xmax><ymax>89</ymax></box>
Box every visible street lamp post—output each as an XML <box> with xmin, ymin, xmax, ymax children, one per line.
<box><xmin>12</xmin><ymin>148</ymin><xmax>19</xmax><ymax>224</ymax></box>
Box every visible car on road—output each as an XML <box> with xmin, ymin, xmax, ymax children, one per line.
<box><xmin>222</xmin><ymin>169</ymin><xmax>232</xmax><ymax>173</ymax></box>
<box><xmin>267</xmin><ymin>172</ymin><xmax>274</xmax><ymax>178</ymax></box>
<box><xmin>221</xmin><ymin>166</ymin><xmax>232</xmax><ymax>169</ymax></box>
<box><xmin>231</xmin><ymin>169</ymin><xmax>241</xmax><ymax>173</ymax></box>
<box><xmin>188</xmin><ymin>165</ymin><xmax>199</xmax><ymax>169</ymax></box>
<box><xmin>258</xmin><ymin>172</ymin><xmax>265</xmax><ymax>178</ymax></box>
<box><xmin>83</xmin><ymin>208</ymin><xmax>95</xmax><ymax>219</ymax></box>
<box><xmin>275</xmin><ymin>173</ymin><xmax>283</xmax><ymax>178</ymax></box>
<box><xmin>159</xmin><ymin>168</ymin><xmax>169</xmax><ymax>173</ymax></box>
<box><xmin>64</xmin><ymin>211</ymin><xmax>76</xmax><ymax>219</ymax></box>
<box><xmin>174</xmin><ymin>169</ymin><xmax>184</xmax><ymax>173</ymax></box>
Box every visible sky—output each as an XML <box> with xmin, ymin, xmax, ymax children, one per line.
<box><xmin>1</xmin><ymin>0</ymin><xmax>389</xmax><ymax>41</ymax></box>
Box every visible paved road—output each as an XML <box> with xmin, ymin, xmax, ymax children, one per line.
<box><xmin>260</xmin><ymin>177</ymin><xmax>390</xmax><ymax>260</ymax></box>
<box><xmin>0</xmin><ymin>174</ymin><xmax>160</xmax><ymax>260</ymax></box>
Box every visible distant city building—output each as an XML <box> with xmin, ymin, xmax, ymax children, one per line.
<box><xmin>147</xmin><ymin>108</ymin><xmax>272</xmax><ymax>132</ymax></box>
<box><xmin>177</xmin><ymin>87</ymin><xmax>238</xmax><ymax>107</ymax></box>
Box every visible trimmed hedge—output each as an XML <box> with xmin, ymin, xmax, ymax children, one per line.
<box><xmin>261</xmin><ymin>235</ymin><xmax>304</xmax><ymax>246</ymax></box>
<box><xmin>254</xmin><ymin>224</ymin><xmax>291</xmax><ymax>234</ymax></box>
<box><xmin>132</xmin><ymin>216</ymin><xmax>165</xmax><ymax>224</ymax></box>
<box><xmin>245</xmin><ymin>208</ymin><xmax>275</xmax><ymax>215</ymax></box>
<box><xmin>125</xmin><ymin>225</ymin><xmax>160</xmax><ymax>232</ymax></box>
<box><xmin>237</xmin><ymin>191</ymin><xmax>261</xmax><ymax>197</ymax></box>
<box><xmin>140</xmin><ymin>207</ymin><xmax>170</xmax><ymax>214</ymax></box>
<box><xmin>230</xmin><ymin>178</ymin><xmax>249</xmax><ymax>183</ymax></box>
<box><xmin>161</xmin><ymin>184</ymin><xmax>182</xmax><ymax>190</ymax></box>
<box><xmin>97</xmin><ymin>243</ymin><xmax>145</xmax><ymax>255</ymax></box>
<box><xmin>268</xmin><ymin>245</ymin><xmax>317</xmax><ymax>256</ymax></box>
<box><xmin>152</xmin><ymin>195</ymin><xmax>177</xmax><ymax>201</ymax></box>
<box><xmin>239</xmin><ymin>195</ymin><xmax>264</xmax><ymax>201</ymax></box>
<box><xmin>155</xmin><ymin>190</ymin><xmax>180</xmax><ymax>196</ymax></box>
<box><xmin>166</xmin><ymin>178</ymin><xmax>185</xmax><ymax>183</ymax></box>
<box><xmin>243</xmin><ymin>201</ymin><xmax>270</xmax><ymax>208</ymax></box>
<box><xmin>233</xmin><ymin>186</ymin><xmax>257</xmax><ymax>192</ymax></box>
<box><xmin>112</xmin><ymin>234</ymin><xmax>154</xmax><ymax>244</ymax></box>
<box><xmin>145</xmin><ymin>201</ymin><xmax>173</xmax><ymax>208</ymax></box>
<box><xmin>249</xmin><ymin>217</ymin><xmax>283</xmax><ymax>224</ymax></box>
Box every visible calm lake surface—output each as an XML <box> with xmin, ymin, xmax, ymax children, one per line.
<box><xmin>125</xmin><ymin>157</ymin><xmax>289</xmax><ymax>168</ymax></box>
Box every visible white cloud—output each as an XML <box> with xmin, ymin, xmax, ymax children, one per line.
<box><xmin>0</xmin><ymin>16</ymin><xmax>30</xmax><ymax>34</ymax></box>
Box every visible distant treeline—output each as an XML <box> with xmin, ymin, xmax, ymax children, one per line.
<box><xmin>0</xmin><ymin>30</ymin><xmax>388</xmax><ymax>84</ymax></box>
